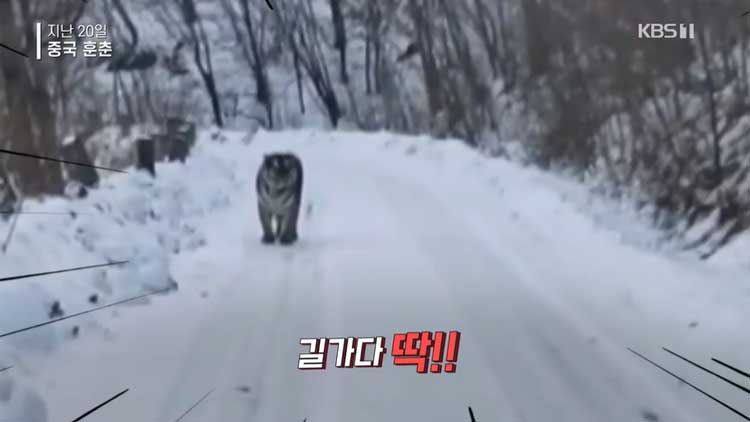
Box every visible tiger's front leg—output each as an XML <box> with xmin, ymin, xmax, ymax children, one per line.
<box><xmin>258</xmin><ymin>203</ymin><xmax>276</xmax><ymax>244</ymax></box>
<box><xmin>277</xmin><ymin>202</ymin><xmax>300</xmax><ymax>245</ymax></box>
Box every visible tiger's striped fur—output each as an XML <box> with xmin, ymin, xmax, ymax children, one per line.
<box><xmin>256</xmin><ymin>153</ymin><xmax>303</xmax><ymax>245</ymax></box>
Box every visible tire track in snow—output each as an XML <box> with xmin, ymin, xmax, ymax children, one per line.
<box><xmin>293</xmin><ymin>158</ymin><xmax>523</xmax><ymax>422</ymax></box>
<box><xmin>254</xmin><ymin>150</ymin><xmax>349</xmax><ymax>422</ymax></box>
<box><xmin>228</xmin><ymin>148</ymin><xmax>341</xmax><ymax>422</ymax></box>
<box><xmin>362</xmin><ymin>164</ymin><xmax>705</xmax><ymax>422</ymax></box>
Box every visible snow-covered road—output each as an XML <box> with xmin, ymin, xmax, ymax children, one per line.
<box><xmin>10</xmin><ymin>130</ymin><xmax>750</xmax><ymax>422</ymax></box>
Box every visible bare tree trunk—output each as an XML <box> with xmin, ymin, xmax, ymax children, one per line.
<box><xmin>364</xmin><ymin>26</ymin><xmax>372</xmax><ymax>94</ymax></box>
<box><xmin>408</xmin><ymin>0</ymin><xmax>443</xmax><ymax>119</ymax></box>
<box><xmin>696</xmin><ymin>25</ymin><xmax>722</xmax><ymax>184</ymax></box>
<box><xmin>374</xmin><ymin>32</ymin><xmax>382</xmax><ymax>93</ymax></box>
<box><xmin>293</xmin><ymin>46</ymin><xmax>306</xmax><ymax>114</ymax></box>
<box><xmin>496</xmin><ymin>0</ymin><xmax>516</xmax><ymax>88</ymax></box>
<box><xmin>469</xmin><ymin>0</ymin><xmax>500</xmax><ymax>79</ymax></box>
<box><xmin>329</xmin><ymin>0</ymin><xmax>348</xmax><ymax>84</ymax></box>
<box><xmin>521</xmin><ymin>0</ymin><xmax>552</xmax><ymax>78</ymax></box>
<box><xmin>240</xmin><ymin>0</ymin><xmax>273</xmax><ymax>128</ymax></box>
<box><xmin>181</xmin><ymin>0</ymin><xmax>224</xmax><ymax>127</ymax></box>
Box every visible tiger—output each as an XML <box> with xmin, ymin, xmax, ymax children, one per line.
<box><xmin>256</xmin><ymin>152</ymin><xmax>304</xmax><ymax>245</ymax></box>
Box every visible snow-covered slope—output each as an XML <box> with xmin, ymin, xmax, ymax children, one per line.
<box><xmin>0</xmin><ymin>130</ymin><xmax>249</xmax><ymax>419</ymax></box>
<box><xmin>1</xmin><ymin>129</ymin><xmax>749</xmax><ymax>421</ymax></box>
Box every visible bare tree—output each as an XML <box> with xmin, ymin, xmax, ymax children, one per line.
<box><xmin>329</xmin><ymin>0</ymin><xmax>349</xmax><ymax>84</ymax></box>
<box><xmin>221</xmin><ymin>0</ymin><xmax>275</xmax><ymax>127</ymax></box>
<box><xmin>277</xmin><ymin>0</ymin><xmax>342</xmax><ymax>127</ymax></box>
<box><xmin>178</xmin><ymin>0</ymin><xmax>224</xmax><ymax>127</ymax></box>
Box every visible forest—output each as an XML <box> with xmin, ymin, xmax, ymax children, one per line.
<box><xmin>0</xmin><ymin>0</ymin><xmax>748</xmax><ymax>257</ymax></box>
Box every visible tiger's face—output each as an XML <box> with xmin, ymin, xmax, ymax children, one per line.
<box><xmin>262</xmin><ymin>154</ymin><xmax>298</xmax><ymax>186</ymax></box>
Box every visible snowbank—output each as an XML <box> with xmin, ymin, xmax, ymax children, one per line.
<box><xmin>0</xmin><ymin>130</ymin><xmax>250</xmax><ymax>417</ymax></box>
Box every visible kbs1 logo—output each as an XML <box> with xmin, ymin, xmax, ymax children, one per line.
<box><xmin>298</xmin><ymin>330</ymin><xmax>462</xmax><ymax>374</ymax></box>
<box><xmin>638</xmin><ymin>23</ymin><xmax>695</xmax><ymax>39</ymax></box>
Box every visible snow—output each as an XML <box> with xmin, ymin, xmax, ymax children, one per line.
<box><xmin>1</xmin><ymin>128</ymin><xmax>749</xmax><ymax>421</ymax></box>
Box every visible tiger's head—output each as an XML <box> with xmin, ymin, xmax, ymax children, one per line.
<box><xmin>262</xmin><ymin>153</ymin><xmax>298</xmax><ymax>185</ymax></box>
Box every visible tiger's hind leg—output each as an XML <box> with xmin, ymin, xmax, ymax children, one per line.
<box><xmin>258</xmin><ymin>203</ymin><xmax>275</xmax><ymax>244</ymax></box>
<box><xmin>278</xmin><ymin>202</ymin><xmax>301</xmax><ymax>245</ymax></box>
